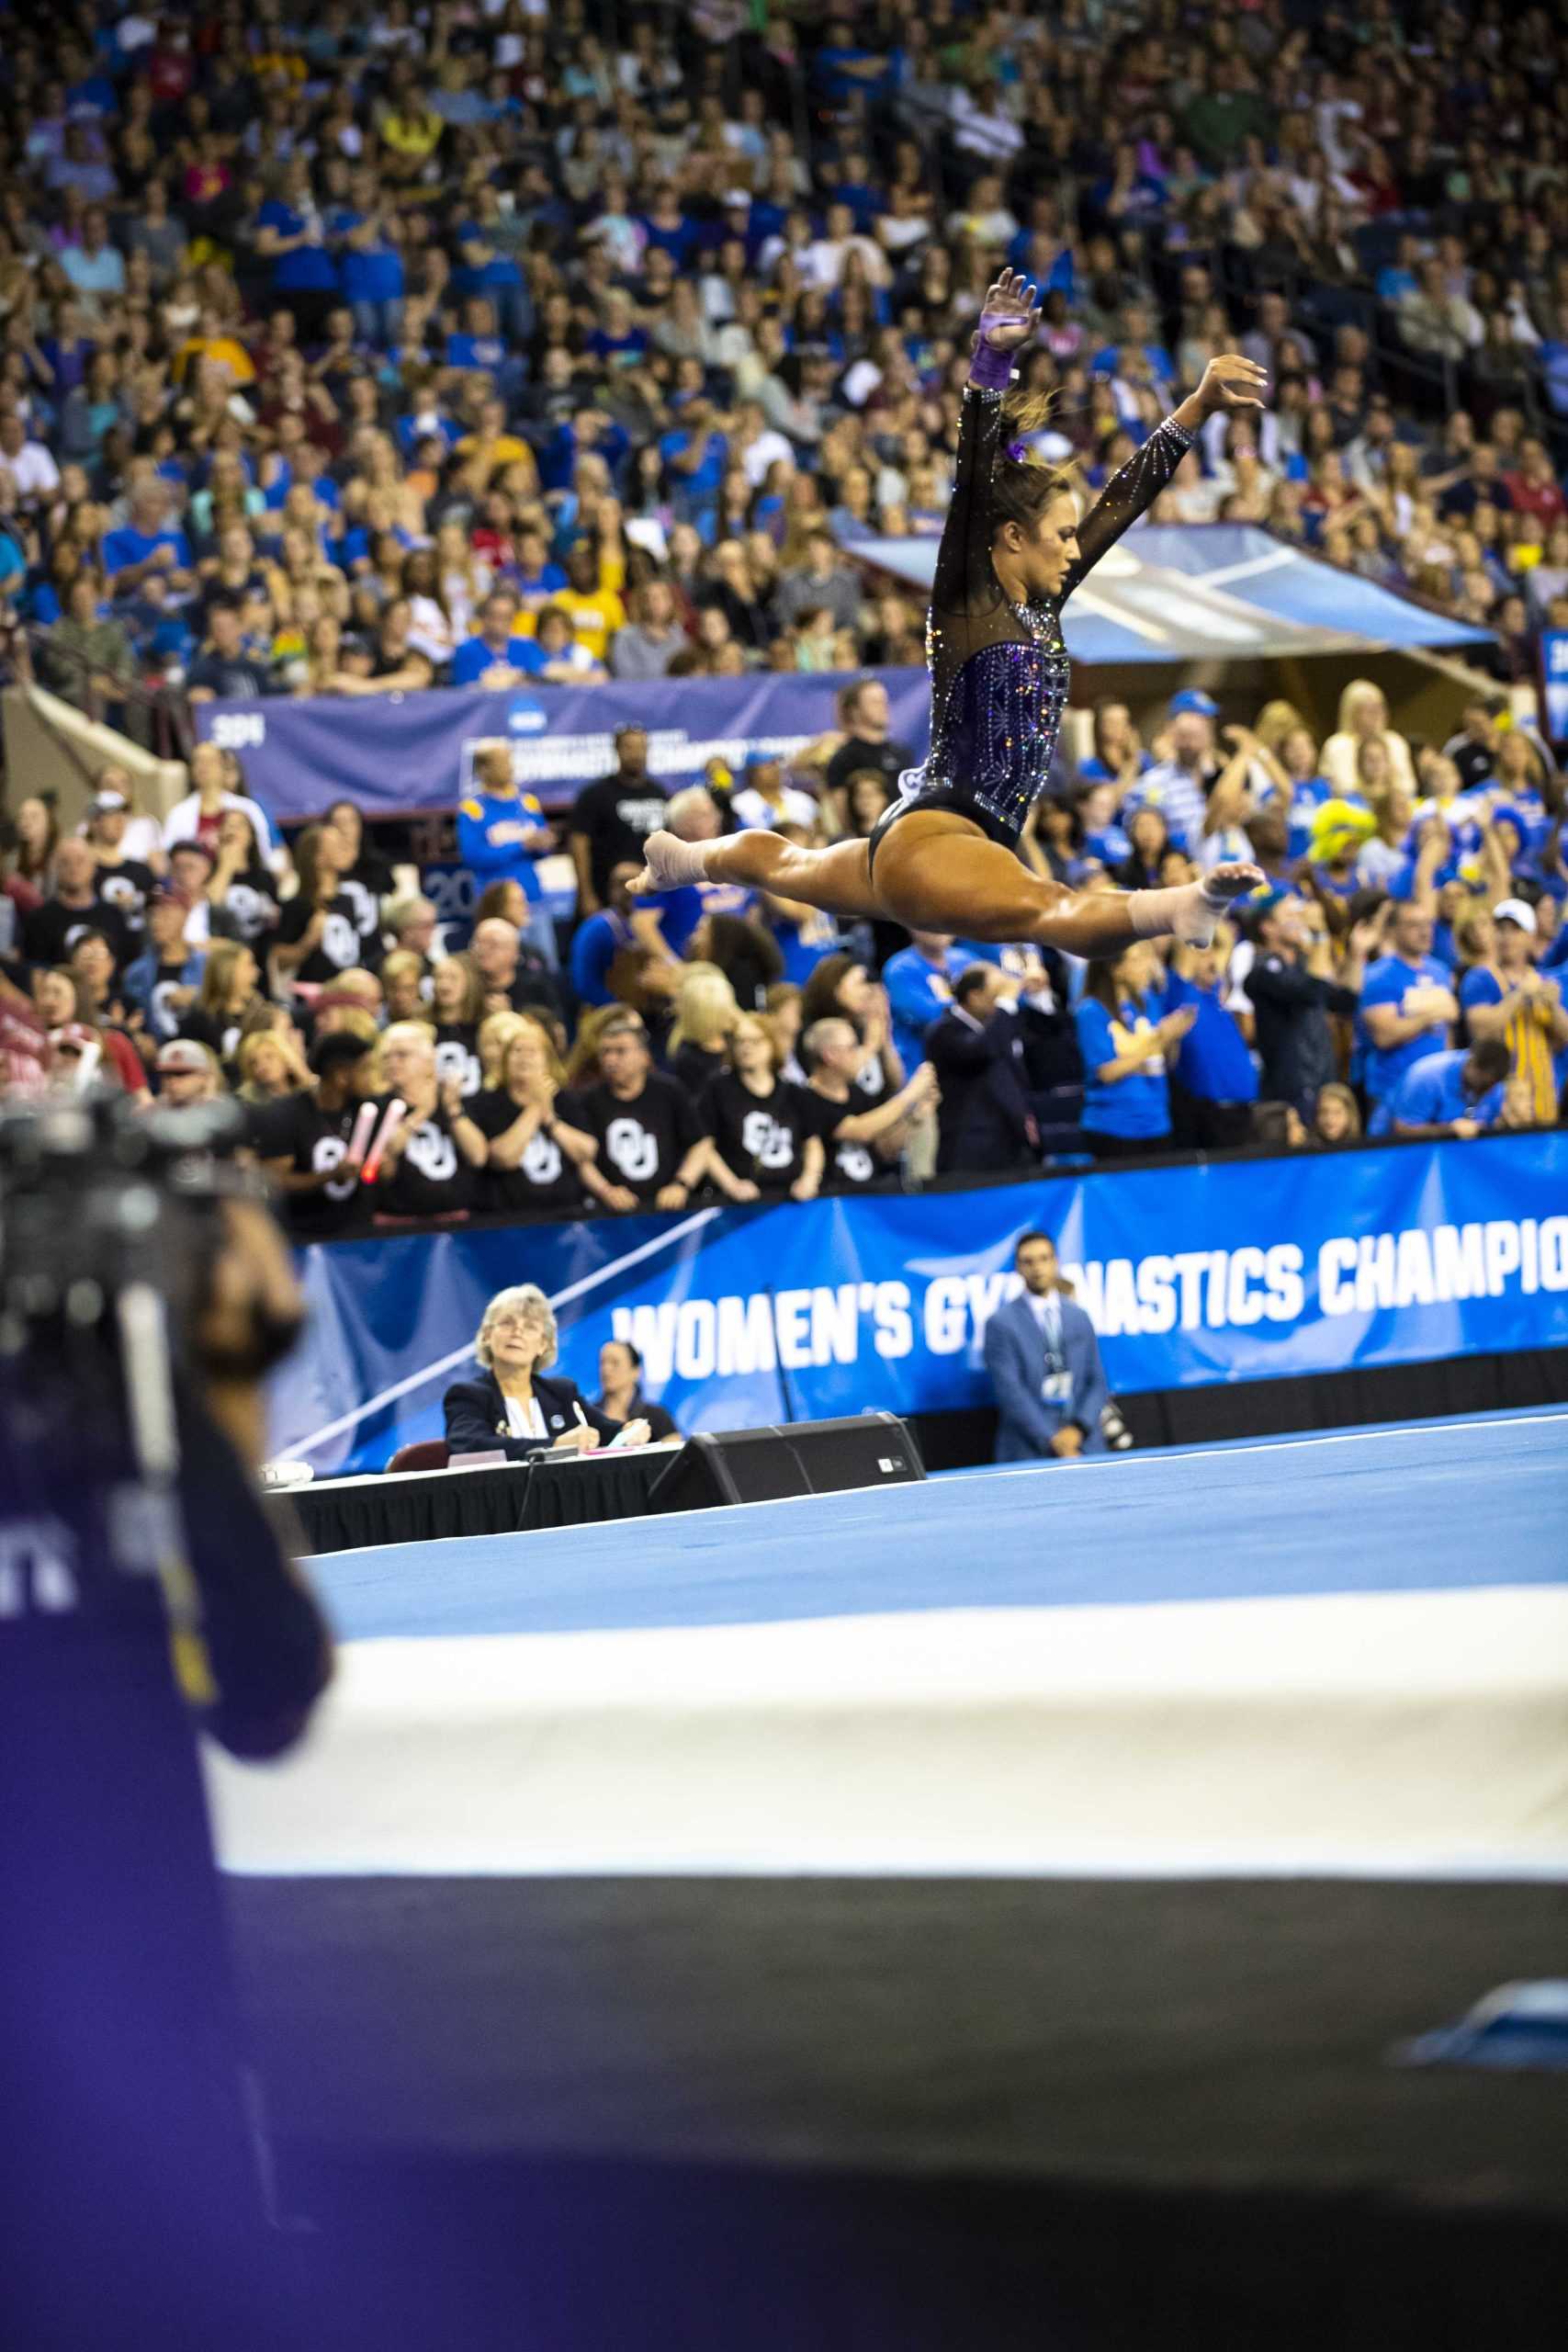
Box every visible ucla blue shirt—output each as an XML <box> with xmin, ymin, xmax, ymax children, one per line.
<box><xmin>883</xmin><ymin>942</ymin><xmax>966</xmax><ymax>1073</ymax></box>
<box><xmin>457</xmin><ymin>786</ymin><xmax>549</xmax><ymax>904</ymax></box>
<box><xmin>1074</xmin><ymin>989</ymin><xmax>1172</xmax><ymax>1139</ymax></box>
<box><xmin>451</xmin><ymin>633</ymin><xmax>547</xmax><ymax>685</ymax></box>
<box><xmin>1371</xmin><ymin>1047</ymin><xmax>1505</xmax><ymax>1136</ymax></box>
<box><xmin>1359</xmin><ymin>952</ymin><xmax>1454</xmax><ymax>1106</ymax></box>
<box><xmin>1162</xmin><ymin>973</ymin><xmax>1258</xmax><ymax>1103</ymax></box>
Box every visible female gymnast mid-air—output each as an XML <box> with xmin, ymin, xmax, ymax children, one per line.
<box><xmin>634</xmin><ymin>271</ymin><xmax>1269</xmax><ymax>954</ymax></box>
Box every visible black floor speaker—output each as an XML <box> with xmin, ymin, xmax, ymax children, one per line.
<box><xmin>647</xmin><ymin>1412</ymin><xmax>925</xmax><ymax>1514</ymax></box>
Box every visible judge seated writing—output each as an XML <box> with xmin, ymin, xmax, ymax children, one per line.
<box><xmin>445</xmin><ymin>1283</ymin><xmax>652</xmax><ymax>1461</ymax></box>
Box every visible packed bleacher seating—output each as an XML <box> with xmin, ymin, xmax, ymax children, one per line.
<box><xmin>2</xmin><ymin>0</ymin><xmax>1566</xmax><ymax>1216</ymax></box>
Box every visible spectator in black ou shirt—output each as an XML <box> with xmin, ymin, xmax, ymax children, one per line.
<box><xmin>469</xmin><ymin>912</ymin><xmax>562</xmax><ymax>1023</ymax></box>
<box><xmin>596</xmin><ymin>1338</ymin><xmax>680</xmax><ymax>1443</ymax></box>
<box><xmin>801</xmin><ymin>1015</ymin><xmax>939</xmax><ymax>1191</ymax></box>
<box><xmin>256</xmin><ymin>1031</ymin><xmax>379</xmax><ymax>1238</ymax></box>
<box><xmin>926</xmin><ymin>963</ymin><xmax>1041</xmax><ymax>1177</ymax></box>
<box><xmin>184</xmin><ymin>596</ymin><xmax>275</xmax><ymax>703</ymax></box>
<box><xmin>206</xmin><ymin>808</ymin><xmax>282</xmax><ymax>947</ymax></box>
<box><xmin>177</xmin><ymin>940</ymin><xmax>264</xmax><ymax>1071</ymax></box>
<box><xmin>22</xmin><ymin>836</ymin><xmax>134</xmax><ymax>973</ymax></box>
<box><xmin>369</xmin><ymin>1021</ymin><xmax>490</xmax><ymax>1220</ymax></box>
<box><xmin>84</xmin><ymin>788</ymin><xmax>156</xmax><ymax>941</ymax></box>
<box><xmin>1439</xmin><ymin>691</ymin><xmax>1507</xmax><ymax>795</ymax></box>
<box><xmin>322</xmin><ymin>797</ymin><xmax>394</xmax><ymax>950</ymax></box>
<box><xmin>430</xmin><ymin>950</ymin><xmax>486</xmax><ymax>1098</ymax></box>
<box><xmin>270</xmin><ymin>820</ymin><xmax>362</xmax><ymax>990</ymax></box>
<box><xmin>702</xmin><ymin>1010</ymin><xmax>826</xmax><ymax>1204</ymax></box>
<box><xmin>1246</xmin><ymin>894</ymin><xmax>1380</xmax><ymax>1120</ymax></box>
<box><xmin>665</xmin><ymin>966</ymin><xmax>739</xmax><ymax>1100</ymax></box>
<box><xmin>568</xmin><ymin>725</ymin><xmax>671</xmax><ymax>916</ymax></box>
<box><xmin>471</xmin><ymin>1012</ymin><xmax>612</xmax><ymax>1218</ymax></box>
<box><xmin>566</xmin><ymin>1008</ymin><xmax>712</xmax><ymax>1213</ymax></box>
<box><xmin>822</xmin><ymin>677</ymin><xmax>918</xmax><ymax>811</ymax></box>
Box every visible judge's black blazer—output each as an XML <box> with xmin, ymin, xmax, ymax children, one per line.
<box><xmin>443</xmin><ymin>1367</ymin><xmax>623</xmax><ymax>1462</ymax></box>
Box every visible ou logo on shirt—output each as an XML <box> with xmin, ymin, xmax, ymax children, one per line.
<box><xmin>835</xmin><ymin>1141</ymin><xmax>874</xmax><ymax>1182</ymax></box>
<box><xmin>605</xmin><ymin>1115</ymin><xmax>659</xmax><ymax>1182</ymax></box>
<box><xmin>321</xmin><ymin>911</ymin><xmax>360</xmax><ymax>969</ymax></box>
<box><xmin>405</xmin><ymin>1122</ymin><xmax>458</xmax><ymax>1182</ymax></box>
<box><xmin>740</xmin><ymin>1108</ymin><xmax>794</xmax><ymax>1170</ymax></box>
<box><xmin>521</xmin><ymin>1131</ymin><xmax>563</xmax><ymax>1184</ymax></box>
<box><xmin>312</xmin><ymin>1133</ymin><xmax>359</xmax><ymax>1203</ymax></box>
<box><xmin>434</xmin><ymin>1038</ymin><xmax>481</xmax><ymax>1097</ymax></box>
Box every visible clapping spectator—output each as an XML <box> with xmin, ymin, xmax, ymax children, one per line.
<box><xmin>566</xmin><ymin>1009</ymin><xmax>710</xmax><ymax>1213</ymax></box>
<box><xmin>1074</xmin><ymin>944</ymin><xmax>1188</xmax><ymax>1159</ymax></box>
<box><xmin>1358</xmin><ymin>901</ymin><xmax>1461</xmax><ymax>1129</ymax></box>
<box><xmin>701</xmin><ymin>1011</ymin><xmax>826</xmax><ymax>1203</ymax></box>
<box><xmin>370</xmin><ymin>1021</ymin><xmax>489</xmax><ymax>1221</ymax></box>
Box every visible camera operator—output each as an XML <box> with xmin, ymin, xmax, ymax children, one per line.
<box><xmin>1</xmin><ymin>1093</ymin><xmax>333</xmax><ymax>2349</ymax></box>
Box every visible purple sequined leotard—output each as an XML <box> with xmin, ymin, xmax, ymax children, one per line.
<box><xmin>875</xmin><ymin>385</ymin><xmax>1193</xmax><ymax>857</ymax></box>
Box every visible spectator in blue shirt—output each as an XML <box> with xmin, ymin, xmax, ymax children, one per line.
<box><xmin>569</xmin><ymin>861</ymin><xmax>649</xmax><ymax>1009</ymax></box>
<box><xmin>1073</xmin><ymin>945</ymin><xmax>1190</xmax><ymax>1158</ymax></box>
<box><xmin>101</xmin><ymin>479</ymin><xmax>194</xmax><ymax>596</ymax></box>
<box><xmin>1162</xmin><ymin>933</ymin><xmax>1259</xmax><ymax>1147</ymax></box>
<box><xmin>1372</xmin><ymin>1039</ymin><xmax>1511</xmax><ymax>1138</ymax></box>
<box><xmin>254</xmin><ymin>157</ymin><xmax>338</xmax><ymax>336</ymax></box>
<box><xmin>883</xmin><ymin>931</ymin><xmax>967</xmax><ymax>1075</ymax></box>
<box><xmin>658</xmin><ymin>401</ymin><xmax>729</xmax><ymax>534</ymax></box>
<box><xmin>450</xmin><ymin>589</ymin><xmax>547</xmax><ymax>688</ymax></box>
<box><xmin>457</xmin><ymin>741</ymin><xmax>558</xmax><ymax>968</ymax></box>
<box><xmin>1358</xmin><ymin>901</ymin><xmax>1461</xmax><ymax>1118</ymax></box>
<box><xmin>332</xmin><ymin>179</ymin><xmax>405</xmax><ymax>348</ymax></box>
<box><xmin>504</xmin><ymin>527</ymin><xmax>568</xmax><ymax>618</ymax></box>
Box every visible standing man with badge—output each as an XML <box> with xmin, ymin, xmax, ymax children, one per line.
<box><xmin>985</xmin><ymin>1229</ymin><xmax>1111</xmax><ymax>1464</ymax></box>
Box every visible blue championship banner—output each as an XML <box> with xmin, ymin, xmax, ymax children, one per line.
<box><xmin>269</xmin><ymin>1134</ymin><xmax>1568</xmax><ymax>1475</ymax></box>
<box><xmin>193</xmin><ymin>667</ymin><xmax>932</xmax><ymax>822</ymax></box>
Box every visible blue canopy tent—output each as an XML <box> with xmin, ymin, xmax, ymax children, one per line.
<box><xmin>844</xmin><ymin>523</ymin><xmax>1493</xmax><ymax>664</ymax></box>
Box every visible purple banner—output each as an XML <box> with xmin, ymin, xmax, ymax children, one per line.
<box><xmin>192</xmin><ymin>668</ymin><xmax>931</xmax><ymax>821</ymax></box>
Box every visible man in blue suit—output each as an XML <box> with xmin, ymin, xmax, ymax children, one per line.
<box><xmin>984</xmin><ymin>1230</ymin><xmax>1110</xmax><ymax>1463</ymax></box>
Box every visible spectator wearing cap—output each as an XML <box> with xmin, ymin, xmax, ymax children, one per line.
<box><xmin>1359</xmin><ymin>901</ymin><xmax>1461</xmax><ymax>1125</ymax></box>
<box><xmin>985</xmin><ymin>1231</ymin><xmax>1110</xmax><ymax>1465</ymax></box>
<box><xmin>1122</xmin><ymin>691</ymin><xmax>1224</xmax><ymax>855</ymax></box>
<box><xmin>568</xmin><ymin>727</ymin><xmax>671</xmax><ymax>917</ymax></box>
<box><xmin>49</xmin><ymin>1018</ymin><xmax>148</xmax><ymax>1102</ymax></box>
<box><xmin>457</xmin><ymin>741</ymin><xmax>558</xmax><ymax>971</ymax></box>
<box><xmin>256</xmin><ymin>1030</ymin><xmax>379</xmax><ymax>1238</ymax></box>
<box><xmin>1458</xmin><ymin>900</ymin><xmax>1568</xmax><ymax>1125</ymax></box>
<box><xmin>154</xmin><ymin>1035</ymin><xmax>221</xmax><ymax>1105</ymax></box>
<box><xmin>1371</xmin><ymin>1037</ymin><xmax>1512</xmax><ymax>1140</ymax></box>
<box><xmin>84</xmin><ymin>789</ymin><xmax>157</xmax><ymax>941</ymax></box>
<box><xmin>822</xmin><ymin>679</ymin><xmax>918</xmax><ymax>809</ymax></box>
<box><xmin>450</xmin><ymin>590</ymin><xmax>548</xmax><ymax>689</ymax></box>
<box><xmin>730</xmin><ymin>753</ymin><xmax>819</xmax><ymax>833</ymax></box>
<box><xmin>122</xmin><ymin>888</ymin><xmax>205</xmax><ymax>1044</ymax></box>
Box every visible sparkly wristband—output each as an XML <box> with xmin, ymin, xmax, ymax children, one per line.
<box><xmin>967</xmin><ymin>338</ymin><xmax>1015</xmax><ymax>393</ymax></box>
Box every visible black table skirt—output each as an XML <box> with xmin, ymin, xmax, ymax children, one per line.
<box><xmin>290</xmin><ymin>1449</ymin><xmax>674</xmax><ymax>1555</ymax></box>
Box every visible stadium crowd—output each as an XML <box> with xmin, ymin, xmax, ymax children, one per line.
<box><xmin>1</xmin><ymin>0</ymin><xmax>1567</xmax><ymax>1232</ymax></box>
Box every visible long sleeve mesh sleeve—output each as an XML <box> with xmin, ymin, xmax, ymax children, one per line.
<box><xmin>1063</xmin><ymin>414</ymin><xmax>1193</xmax><ymax>598</ymax></box>
<box><xmin>931</xmin><ymin>384</ymin><xmax>1008</xmax><ymax>622</ymax></box>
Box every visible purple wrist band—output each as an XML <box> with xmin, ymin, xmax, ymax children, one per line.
<box><xmin>967</xmin><ymin>338</ymin><xmax>1014</xmax><ymax>392</ymax></box>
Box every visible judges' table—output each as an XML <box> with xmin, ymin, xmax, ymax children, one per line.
<box><xmin>287</xmin><ymin>1442</ymin><xmax>681</xmax><ymax>1554</ymax></box>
